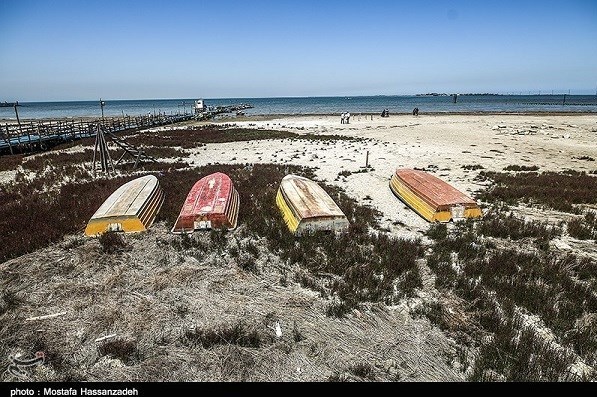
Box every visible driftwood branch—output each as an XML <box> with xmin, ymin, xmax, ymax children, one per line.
<box><xmin>25</xmin><ymin>311</ymin><xmax>67</xmax><ymax>321</ymax></box>
<box><xmin>94</xmin><ymin>334</ymin><xmax>118</xmax><ymax>343</ymax></box>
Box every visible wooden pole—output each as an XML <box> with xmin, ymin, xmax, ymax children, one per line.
<box><xmin>92</xmin><ymin>124</ymin><xmax>100</xmax><ymax>177</ymax></box>
<box><xmin>365</xmin><ymin>150</ymin><xmax>369</xmax><ymax>168</ymax></box>
<box><xmin>134</xmin><ymin>150</ymin><xmax>142</xmax><ymax>169</ymax></box>
<box><xmin>13</xmin><ymin>104</ymin><xmax>27</xmax><ymax>151</ymax></box>
<box><xmin>5</xmin><ymin>124</ymin><xmax>13</xmax><ymax>155</ymax></box>
<box><xmin>92</xmin><ymin>125</ymin><xmax>115</xmax><ymax>175</ymax></box>
<box><xmin>13</xmin><ymin>104</ymin><xmax>22</xmax><ymax>134</ymax></box>
<box><xmin>37</xmin><ymin>124</ymin><xmax>43</xmax><ymax>150</ymax></box>
<box><xmin>103</xmin><ymin>129</ymin><xmax>115</xmax><ymax>174</ymax></box>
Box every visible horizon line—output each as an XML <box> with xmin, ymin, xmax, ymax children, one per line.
<box><xmin>5</xmin><ymin>91</ymin><xmax>596</xmax><ymax>103</ymax></box>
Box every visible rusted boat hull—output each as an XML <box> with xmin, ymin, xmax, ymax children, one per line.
<box><xmin>171</xmin><ymin>172</ymin><xmax>239</xmax><ymax>233</ymax></box>
<box><xmin>276</xmin><ymin>174</ymin><xmax>349</xmax><ymax>235</ymax></box>
<box><xmin>85</xmin><ymin>175</ymin><xmax>164</xmax><ymax>236</ymax></box>
<box><xmin>389</xmin><ymin>168</ymin><xmax>482</xmax><ymax>222</ymax></box>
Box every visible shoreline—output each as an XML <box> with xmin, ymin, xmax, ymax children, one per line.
<box><xmin>2</xmin><ymin>110</ymin><xmax>597</xmax><ymax>124</ymax></box>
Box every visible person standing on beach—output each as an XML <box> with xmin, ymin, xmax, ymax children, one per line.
<box><xmin>341</xmin><ymin>112</ymin><xmax>345</xmax><ymax>124</ymax></box>
<box><xmin>346</xmin><ymin>112</ymin><xmax>350</xmax><ymax>124</ymax></box>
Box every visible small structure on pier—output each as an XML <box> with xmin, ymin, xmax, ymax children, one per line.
<box><xmin>192</xmin><ymin>99</ymin><xmax>253</xmax><ymax>121</ymax></box>
<box><xmin>194</xmin><ymin>99</ymin><xmax>206</xmax><ymax>115</ymax></box>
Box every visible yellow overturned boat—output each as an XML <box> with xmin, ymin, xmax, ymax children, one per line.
<box><xmin>276</xmin><ymin>174</ymin><xmax>349</xmax><ymax>235</ymax></box>
<box><xmin>85</xmin><ymin>175</ymin><xmax>164</xmax><ymax>236</ymax></box>
<box><xmin>389</xmin><ymin>168</ymin><xmax>482</xmax><ymax>222</ymax></box>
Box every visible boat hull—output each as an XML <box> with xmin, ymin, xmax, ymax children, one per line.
<box><xmin>85</xmin><ymin>175</ymin><xmax>164</xmax><ymax>236</ymax></box>
<box><xmin>276</xmin><ymin>174</ymin><xmax>349</xmax><ymax>235</ymax></box>
<box><xmin>390</xmin><ymin>169</ymin><xmax>482</xmax><ymax>222</ymax></box>
<box><xmin>171</xmin><ymin>172</ymin><xmax>239</xmax><ymax>233</ymax></box>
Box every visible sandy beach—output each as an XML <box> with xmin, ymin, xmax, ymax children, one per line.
<box><xmin>152</xmin><ymin>113</ymin><xmax>597</xmax><ymax>237</ymax></box>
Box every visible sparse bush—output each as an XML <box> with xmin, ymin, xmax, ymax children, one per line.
<box><xmin>424</xmin><ymin>201</ymin><xmax>597</xmax><ymax>380</ymax></box>
<box><xmin>427</xmin><ymin>223</ymin><xmax>448</xmax><ymax>240</ymax></box>
<box><xmin>184</xmin><ymin>321</ymin><xmax>273</xmax><ymax>349</ymax></box>
<box><xmin>328</xmin><ymin>372</ymin><xmax>349</xmax><ymax>382</ymax></box>
<box><xmin>471</xmin><ymin>316</ymin><xmax>576</xmax><ymax>381</ymax></box>
<box><xmin>349</xmin><ymin>362</ymin><xmax>376</xmax><ymax>380</ymax></box>
<box><xmin>573</xmin><ymin>156</ymin><xmax>595</xmax><ymax>162</ymax></box>
<box><xmin>238</xmin><ymin>258</ymin><xmax>258</xmax><ymax>274</ymax></box>
<box><xmin>120</xmin><ymin>125</ymin><xmax>364</xmax><ymax>150</ymax></box>
<box><xmin>0</xmin><ymin>290</ymin><xmax>23</xmax><ymax>316</ymax></box>
<box><xmin>567</xmin><ymin>218</ymin><xmax>593</xmax><ymax>240</ymax></box>
<box><xmin>462</xmin><ymin>164</ymin><xmax>484</xmax><ymax>170</ymax></box>
<box><xmin>97</xmin><ymin>338</ymin><xmax>139</xmax><ymax>365</ymax></box>
<box><xmin>98</xmin><ymin>231</ymin><xmax>129</xmax><ymax>254</ymax></box>
<box><xmin>567</xmin><ymin>211</ymin><xmax>597</xmax><ymax>240</ymax></box>
<box><xmin>294</xmin><ymin>271</ymin><xmax>327</xmax><ymax>297</ymax></box>
<box><xmin>229</xmin><ymin>245</ymin><xmax>240</xmax><ymax>258</ymax></box>
<box><xmin>478</xmin><ymin>171</ymin><xmax>597</xmax><ymax>212</ymax></box>
<box><xmin>478</xmin><ymin>211</ymin><xmax>561</xmax><ymax>241</ymax></box>
<box><xmin>0</xmin><ymin>173</ymin><xmax>136</xmax><ymax>262</ymax></box>
<box><xmin>292</xmin><ymin>321</ymin><xmax>305</xmax><ymax>342</ymax></box>
<box><xmin>325</xmin><ymin>299</ymin><xmax>357</xmax><ymax>318</ymax></box>
<box><xmin>243</xmin><ymin>240</ymin><xmax>260</xmax><ymax>258</ymax></box>
<box><xmin>0</xmin><ymin>154</ymin><xmax>24</xmax><ymax>171</ymax></box>
<box><xmin>503</xmin><ymin>165</ymin><xmax>540</xmax><ymax>172</ymax></box>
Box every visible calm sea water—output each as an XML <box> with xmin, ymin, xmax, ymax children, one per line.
<box><xmin>1</xmin><ymin>95</ymin><xmax>596</xmax><ymax>120</ymax></box>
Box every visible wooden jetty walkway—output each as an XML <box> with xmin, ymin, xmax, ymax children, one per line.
<box><xmin>0</xmin><ymin>113</ymin><xmax>193</xmax><ymax>155</ymax></box>
<box><xmin>0</xmin><ymin>101</ymin><xmax>254</xmax><ymax>156</ymax></box>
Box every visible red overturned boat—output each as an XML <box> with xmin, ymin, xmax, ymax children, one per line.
<box><xmin>171</xmin><ymin>172</ymin><xmax>240</xmax><ymax>233</ymax></box>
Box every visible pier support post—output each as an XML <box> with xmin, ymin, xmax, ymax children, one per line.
<box><xmin>4</xmin><ymin>124</ymin><xmax>13</xmax><ymax>155</ymax></box>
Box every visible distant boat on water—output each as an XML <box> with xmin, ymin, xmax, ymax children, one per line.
<box><xmin>0</xmin><ymin>101</ymin><xmax>20</xmax><ymax>107</ymax></box>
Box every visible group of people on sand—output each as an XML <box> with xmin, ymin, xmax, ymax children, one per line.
<box><xmin>382</xmin><ymin>108</ymin><xmax>419</xmax><ymax>116</ymax></box>
<box><xmin>340</xmin><ymin>108</ymin><xmax>419</xmax><ymax>123</ymax></box>
<box><xmin>340</xmin><ymin>112</ymin><xmax>351</xmax><ymax>124</ymax></box>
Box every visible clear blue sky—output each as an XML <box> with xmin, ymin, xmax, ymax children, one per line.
<box><xmin>1</xmin><ymin>0</ymin><xmax>596</xmax><ymax>101</ymax></box>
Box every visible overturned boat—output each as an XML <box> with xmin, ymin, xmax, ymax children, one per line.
<box><xmin>276</xmin><ymin>174</ymin><xmax>349</xmax><ymax>235</ymax></box>
<box><xmin>171</xmin><ymin>172</ymin><xmax>240</xmax><ymax>233</ymax></box>
<box><xmin>389</xmin><ymin>168</ymin><xmax>482</xmax><ymax>222</ymax></box>
<box><xmin>85</xmin><ymin>175</ymin><xmax>164</xmax><ymax>236</ymax></box>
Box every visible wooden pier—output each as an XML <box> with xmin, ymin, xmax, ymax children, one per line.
<box><xmin>194</xmin><ymin>103</ymin><xmax>253</xmax><ymax>120</ymax></box>
<box><xmin>0</xmin><ymin>113</ymin><xmax>193</xmax><ymax>155</ymax></box>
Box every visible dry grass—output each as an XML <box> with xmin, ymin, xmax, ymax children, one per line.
<box><xmin>423</xmin><ymin>205</ymin><xmax>597</xmax><ymax>381</ymax></box>
<box><xmin>567</xmin><ymin>211</ymin><xmax>597</xmax><ymax>241</ymax></box>
<box><xmin>1</xmin><ymin>122</ymin><xmax>596</xmax><ymax>382</ymax></box>
<box><xmin>477</xmin><ymin>170</ymin><xmax>597</xmax><ymax>212</ymax></box>
<box><xmin>0</xmin><ymin>222</ymin><xmax>462</xmax><ymax>382</ymax></box>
